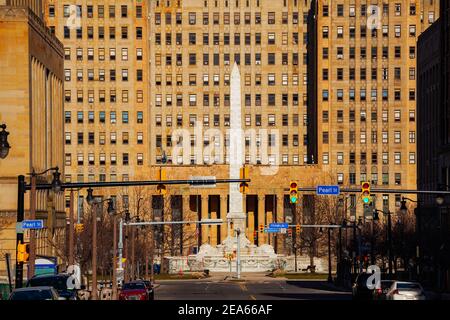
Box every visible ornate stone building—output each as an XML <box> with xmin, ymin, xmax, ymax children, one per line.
<box><xmin>0</xmin><ymin>0</ymin><xmax>65</xmax><ymax>278</ymax></box>
<box><xmin>313</xmin><ymin>0</ymin><xmax>439</xmax><ymax>216</ymax></box>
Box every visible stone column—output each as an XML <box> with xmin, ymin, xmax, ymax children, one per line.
<box><xmin>182</xmin><ymin>195</ymin><xmax>195</xmax><ymax>253</ymax></box>
<box><xmin>258</xmin><ymin>195</ymin><xmax>265</xmax><ymax>246</ymax></box>
<box><xmin>201</xmin><ymin>194</ymin><xmax>209</xmax><ymax>244</ymax></box>
<box><xmin>247</xmin><ymin>211</ymin><xmax>255</xmax><ymax>244</ymax></box>
<box><xmin>276</xmin><ymin>194</ymin><xmax>284</xmax><ymax>254</ymax></box>
<box><xmin>220</xmin><ymin>195</ymin><xmax>228</xmax><ymax>242</ymax></box>
<box><xmin>210</xmin><ymin>211</ymin><xmax>217</xmax><ymax>245</ymax></box>
<box><xmin>267</xmin><ymin>211</ymin><xmax>273</xmax><ymax>246</ymax></box>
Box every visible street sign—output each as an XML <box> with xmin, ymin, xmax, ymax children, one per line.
<box><xmin>189</xmin><ymin>176</ymin><xmax>217</xmax><ymax>188</ymax></box>
<box><xmin>16</xmin><ymin>222</ymin><xmax>23</xmax><ymax>234</ymax></box>
<box><xmin>280</xmin><ymin>228</ymin><xmax>287</xmax><ymax>234</ymax></box>
<box><xmin>22</xmin><ymin>220</ymin><xmax>44</xmax><ymax>229</ymax></box>
<box><xmin>269</xmin><ymin>223</ymin><xmax>289</xmax><ymax>229</ymax></box>
<box><xmin>316</xmin><ymin>185</ymin><xmax>340</xmax><ymax>196</ymax></box>
<box><xmin>200</xmin><ymin>218</ymin><xmax>223</xmax><ymax>225</ymax></box>
<box><xmin>264</xmin><ymin>228</ymin><xmax>280</xmax><ymax>233</ymax></box>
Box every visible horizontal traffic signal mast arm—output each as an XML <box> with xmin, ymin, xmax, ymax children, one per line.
<box><xmin>24</xmin><ymin>178</ymin><xmax>251</xmax><ymax>191</ymax></box>
<box><xmin>296</xmin><ymin>187</ymin><xmax>450</xmax><ymax>195</ymax></box>
<box><xmin>22</xmin><ymin>179</ymin><xmax>450</xmax><ymax>195</ymax></box>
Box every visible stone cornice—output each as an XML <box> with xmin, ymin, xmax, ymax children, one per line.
<box><xmin>0</xmin><ymin>6</ymin><xmax>63</xmax><ymax>56</ymax></box>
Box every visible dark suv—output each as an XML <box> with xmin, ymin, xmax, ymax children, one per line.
<box><xmin>26</xmin><ymin>274</ymin><xmax>79</xmax><ymax>300</ymax></box>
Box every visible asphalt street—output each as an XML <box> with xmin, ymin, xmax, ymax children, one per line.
<box><xmin>155</xmin><ymin>278</ymin><xmax>351</xmax><ymax>300</ymax></box>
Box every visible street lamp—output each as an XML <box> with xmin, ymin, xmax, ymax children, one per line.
<box><xmin>0</xmin><ymin>124</ymin><xmax>11</xmax><ymax>159</ymax></box>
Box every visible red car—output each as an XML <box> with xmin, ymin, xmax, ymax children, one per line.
<box><xmin>119</xmin><ymin>281</ymin><xmax>150</xmax><ymax>300</ymax></box>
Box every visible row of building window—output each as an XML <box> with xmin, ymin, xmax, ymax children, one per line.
<box><xmin>155</xmin><ymin>113</ymin><xmax>305</xmax><ymax>127</ymax></box>
<box><xmin>155</xmin><ymin>73</ymin><xmax>307</xmax><ymax>87</ymax></box>
<box><xmin>322</xmin><ymin>109</ymin><xmax>415</xmax><ymax>123</ymax></box>
<box><xmin>59</xmin><ymin>26</ymin><xmax>143</xmax><ymax>41</ymax></box>
<box><xmin>64</xmin><ymin>90</ymin><xmax>143</xmax><ymax>104</ymax></box>
<box><xmin>334</xmin><ymin>172</ymin><xmax>405</xmax><ymax>186</ymax></box>
<box><xmin>323</xmin><ymin>67</ymin><xmax>416</xmax><ymax>81</ymax></box>
<box><xmin>65</xmin><ymin>132</ymin><xmax>143</xmax><ymax>145</ymax></box>
<box><xmin>322</xmin><ymin>3</ymin><xmax>434</xmax><ymax>22</ymax></box>
<box><xmin>64</xmin><ymin>69</ymin><xmax>143</xmax><ymax>82</ymax></box>
<box><xmin>153</xmin><ymin>10</ymin><xmax>307</xmax><ymax>26</ymax></box>
<box><xmin>155</xmin><ymin>93</ymin><xmax>303</xmax><ymax>107</ymax></box>
<box><xmin>321</xmin><ymin>131</ymin><xmax>416</xmax><ymax>145</ymax></box>
<box><xmin>321</xmin><ymin>88</ymin><xmax>416</xmax><ymax>102</ymax></box>
<box><xmin>154</xmin><ymin>154</ymin><xmax>308</xmax><ymax>166</ymax></box>
<box><xmin>49</xmin><ymin>4</ymin><xmax>142</xmax><ymax>19</ymax></box>
<box><xmin>64</xmin><ymin>111</ymin><xmax>143</xmax><ymax>124</ymax></box>
<box><xmin>153</xmin><ymin>52</ymin><xmax>303</xmax><ymax>66</ymax></box>
<box><xmin>64</xmin><ymin>47</ymin><xmax>143</xmax><ymax>62</ymax></box>
<box><xmin>323</xmin><ymin>152</ymin><xmax>416</xmax><ymax>166</ymax></box>
<box><xmin>154</xmin><ymin>32</ymin><xmax>307</xmax><ymax>46</ymax></box>
<box><xmin>65</xmin><ymin>152</ymin><xmax>143</xmax><ymax>166</ymax></box>
<box><xmin>322</xmin><ymin>45</ymin><xmax>416</xmax><ymax>60</ymax></box>
<box><xmin>322</xmin><ymin>24</ymin><xmax>420</xmax><ymax>39</ymax></box>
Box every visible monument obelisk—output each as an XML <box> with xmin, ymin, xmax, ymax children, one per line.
<box><xmin>226</xmin><ymin>62</ymin><xmax>249</xmax><ymax>247</ymax></box>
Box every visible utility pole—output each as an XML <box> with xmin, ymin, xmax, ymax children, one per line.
<box><xmin>328</xmin><ymin>228</ymin><xmax>332</xmax><ymax>283</ymax></box>
<box><xmin>112</xmin><ymin>213</ymin><xmax>117</xmax><ymax>300</ymax></box>
<box><xmin>236</xmin><ymin>228</ymin><xmax>241</xmax><ymax>280</ymax></box>
<box><xmin>28</xmin><ymin>172</ymin><xmax>36</xmax><ymax>279</ymax></box>
<box><xmin>68</xmin><ymin>189</ymin><xmax>75</xmax><ymax>267</ymax></box>
<box><xmin>371</xmin><ymin>218</ymin><xmax>375</xmax><ymax>265</ymax></box>
<box><xmin>91</xmin><ymin>202</ymin><xmax>98</xmax><ymax>300</ymax></box>
<box><xmin>118</xmin><ymin>218</ymin><xmax>124</xmax><ymax>286</ymax></box>
<box><xmin>387</xmin><ymin>211</ymin><xmax>393</xmax><ymax>278</ymax></box>
<box><xmin>131</xmin><ymin>225</ymin><xmax>135</xmax><ymax>280</ymax></box>
<box><xmin>15</xmin><ymin>175</ymin><xmax>25</xmax><ymax>288</ymax></box>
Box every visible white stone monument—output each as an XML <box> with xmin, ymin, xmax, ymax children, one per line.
<box><xmin>164</xmin><ymin>64</ymin><xmax>327</xmax><ymax>273</ymax></box>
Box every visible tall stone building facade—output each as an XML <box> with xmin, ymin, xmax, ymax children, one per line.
<box><xmin>0</xmin><ymin>2</ymin><xmax>65</xmax><ymax>277</ymax></box>
<box><xmin>41</xmin><ymin>0</ymin><xmax>440</xmax><ymax>257</ymax></box>
<box><xmin>313</xmin><ymin>0</ymin><xmax>439</xmax><ymax>216</ymax></box>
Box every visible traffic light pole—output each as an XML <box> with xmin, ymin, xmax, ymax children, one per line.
<box><xmin>15</xmin><ymin>175</ymin><xmax>25</xmax><ymax>288</ymax></box>
<box><xmin>28</xmin><ymin>173</ymin><xmax>36</xmax><ymax>279</ymax></box>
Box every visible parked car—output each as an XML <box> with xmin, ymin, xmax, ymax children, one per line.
<box><xmin>9</xmin><ymin>286</ymin><xmax>63</xmax><ymax>300</ymax></box>
<box><xmin>386</xmin><ymin>281</ymin><xmax>426</xmax><ymax>300</ymax></box>
<box><xmin>142</xmin><ymin>280</ymin><xmax>155</xmax><ymax>300</ymax></box>
<box><xmin>352</xmin><ymin>273</ymin><xmax>374</xmax><ymax>300</ymax></box>
<box><xmin>26</xmin><ymin>274</ymin><xmax>82</xmax><ymax>300</ymax></box>
<box><xmin>372</xmin><ymin>280</ymin><xmax>395</xmax><ymax>300</ymax></box>
<box><xmin>119</xmin><ymin>281</ymin><xmax>150</xmax><ymax>300</ymax></box>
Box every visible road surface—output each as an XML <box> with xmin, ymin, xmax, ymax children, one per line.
<box><xmin>155</xmin><ymin>277</ymin><xmax>351</xmax><ymax>300</ymax></box>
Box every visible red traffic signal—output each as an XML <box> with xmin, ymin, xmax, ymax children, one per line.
<box><xmin>290</xmin><ymin>182</ymin><xmax>298</xmax><ymax>189</ymax></box>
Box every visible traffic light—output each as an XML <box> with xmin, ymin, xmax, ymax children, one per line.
<box><xmin>17</xmin><ymin>241</ymin><xmax>29</xmax><ymax>263</ymax></box>
<box><xmin>75</xmin><ymin>223</ymin><xmax>84</xmax><ymax>233</ymax></box>
<box><xmin>361</xmin><ymin>182</ymin><xmax>371</xmax><ymax>204</ymax></box>
<box><xmin>259</xmin><ymin>224</ymin><xmax>264</xmax><ymax>233</ymax></box>
<box><xmin>157</xmin><ymin>183</ymin><xmax>167</xmax><ymax>195</ymax></box>
<box><xmin>157</xmin><ymin>167</ymin><xmax>167</xmax><ymax>195</ymax></box>
<box><xmin>296</xmin><ymin>224</ymin><xmax>301</xmax><ymax>234</ymax></box>
<box><xmin>289</xmin><ymin>181</ymin><xmax>299</xmax><ymax>204</ymax></box>
<box><xmin>239</xmin><ymin>167</ymin><xmax>249</xmax><ymax>193</ymax></box>
<box><xmin>372</xmin><ymin>210</ymin><xmax>379</xmax><ymax>221</ymax></box>
<box><xmin>287</xmin><ymin>228</ymin><xmax>293</xmax><ymax>237</ymax></box>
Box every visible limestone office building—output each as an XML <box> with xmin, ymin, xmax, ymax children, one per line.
<box><xmin>41</xmin><ymin>0</ymin><xmax>439</xmax><ymax>256</ymax></box>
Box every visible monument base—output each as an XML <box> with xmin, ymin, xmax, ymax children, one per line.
<box><xmin>164</xmin><ymin>235</ymin><xmax>328</xmax><ymax>274</ymax></box>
